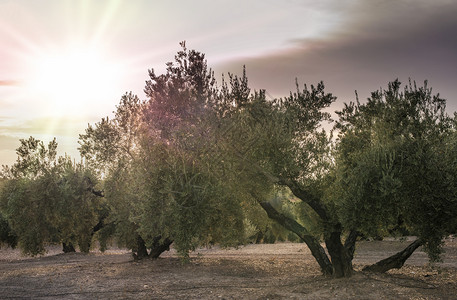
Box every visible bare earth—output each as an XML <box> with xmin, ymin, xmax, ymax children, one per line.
<box><xmin>1</xmin><ymin>238</ymin><xmax>457</xmax><ymax>299</ymax></box>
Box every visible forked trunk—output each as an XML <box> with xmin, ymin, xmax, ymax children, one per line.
<box><xmin>62</xmin><ymin>242</ymin><xmax>76</xmax><ymax>253</ymax></box>
<box><xmin>149</xmin><ymin>236</ymin><xmax>173</xmax><ymax>259</ymax></box>
<box><xmin>132</xmin><ymin>235</ymin><xmax>173</xmax><ymax>260</ymax></box>
<box><xmin>253</xmin><ymin>191</ymin><xmax>356</xmax><ymax>277</ymax></box>
<box><xmin>325</xmin><ymin>231</ymin><xmax>353</xmax><ymax>278</ymax></box>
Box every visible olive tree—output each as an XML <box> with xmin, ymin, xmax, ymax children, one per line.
<box><xmin>79</xmin><ymin>42</ymin><xmax>247</xmax><ymax>260</ymax></box>
<box><xmin>213</xmin><ymin>79</ymin><xmax>344</xmax><ymax>276</ymax></box>
<box><xmin>79</xmin><ymin>44</ymin><xmax>457</xmax><ymax>277</ymax></box>
<box><xmin>212</xmin><ymin>75</ymin><xmax>457</xmax><ymax>277</ymax></box>
<box><xmin>332</xmin><ymin>80</ymin><xmax>457</xmax><ymax>272</ymax></box>
<box><xmin>0</xmin><ymin>137</ymin><xmax>103</xmax><ymax>255</ymax></box>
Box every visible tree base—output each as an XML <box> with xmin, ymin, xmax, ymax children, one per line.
<box><xmin>132</xmin><ymin>235</ymin><xmax>173</xmax><ymax>261</ymax></box>
<box><xmin>62</xmin><ymin>242</ymin><xmax>76</xmax><ymax>253</ymax></box>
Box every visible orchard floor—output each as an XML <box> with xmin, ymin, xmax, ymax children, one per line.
<box><xmin>1</xmin><ymin>238</ymin><xmax>457</xmax><ymax>299</ymax></box>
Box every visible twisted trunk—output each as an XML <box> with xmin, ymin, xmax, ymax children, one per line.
<box><xmin>363</xmin><ymin>239</ymin><xmax>423</xmax><ymax>273</ymax></box>
<box><xmin>149</xmin><ymin>236</ymin><xmax>173</xmax><ymax>259</ymax></box>
<box><xmin>132</xmin><ymin>235</ymin><xmax>173</xmax><ymax>261</ymax></box>
<box><xmin>256</xmin><ymin>200</ymin><xmax>334</xmax><ymax>276</ymax></box>
<box><xmin>278</xmin><ymin>180</ymin><xmax>354</xmax><ymax>277</ymax></box>
<box><xmin>244</xmin><ymin>164</ymin><xmax>356</xmax><ymax>277</ymax></box>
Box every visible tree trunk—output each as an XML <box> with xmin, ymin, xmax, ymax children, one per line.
<box><xmin>149</xmin><ymin>236</ymin><xmax>173</xmax><ymax>259</ymax></box>
<box><xmin>62</xmin><ymin>242</ymin><xmax>76</xmax><ymax>253</ymax></box>
<box><xmin>257</xmin><ymin>200</ymin><xmax>334</xmax><ymax>276</ymax></box>
<box><xmin>78</xmin><ymin>236</ymin><xmax>91</xmax><ymax>253</ymax></box>
<box><xmin>344</xmin><ymin>230</ymin><xmax>359</xmax><ymax>261</ymax></box>
<box><xmin>132</xmin><ymin>235</ymin><xmax>149</xmax><ymax>261</ymax></box>
<box><xmin>363</xmin><ymin>239</ymin><xmax>422</xmax><ymax>273</ymax></box>
<box><xmin>301</xmin><ymin>233</ymin><xmax>334</xmax><ymax>276</ymax></box>
<box><xmin>325</xmin><ymin>230</ymin><xmax>353</xmax><ymax>277</ymax></box>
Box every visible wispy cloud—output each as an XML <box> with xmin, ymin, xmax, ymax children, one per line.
<box><xmin>0</xmin><ymin>80</ymin><xmax>19</xmax><ymax>86</ymax></box>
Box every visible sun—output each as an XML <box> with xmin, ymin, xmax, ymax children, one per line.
<box><xmin>26</xmin><ymin>44</ymin><xmax>122</xmax><ymax>117</ymax></box>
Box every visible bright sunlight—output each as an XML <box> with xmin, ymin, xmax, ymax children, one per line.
<box><xmin>26</xmin><ymin>45</ymin><xmax>122</xmax><ymax>117</ymax></box>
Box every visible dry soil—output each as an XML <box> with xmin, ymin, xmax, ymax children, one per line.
<box><xmin>1</xmin><ymin>238</ymin><xmax>457</xmax><ymax>299</ymax></box>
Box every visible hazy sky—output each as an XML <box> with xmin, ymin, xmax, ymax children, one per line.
<box><xmin>1</xmin><ymin>0</ymin><xmax>456</xmax><ymax>166</ymax></box>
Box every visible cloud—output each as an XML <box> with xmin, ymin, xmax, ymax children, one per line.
<box><xmin>0</xmin><ymin>80</ymin><xmax>19</xmax><ymax>86</ymax></box>
<box><xmin>214</xmin><ymin>1</ymin><xmax>457</xmax><ymax>110</ymax></box>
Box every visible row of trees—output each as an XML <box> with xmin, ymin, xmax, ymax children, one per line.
<box><xmin>1</xmin><ymin>42</ymin><xmax>456</xmax><ymax>277</ymax></box>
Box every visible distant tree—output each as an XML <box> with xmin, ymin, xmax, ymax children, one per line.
<box><xmin>0</xmin><ymin>137</ymin><xmax>103</xmax><ymax>255</ymax></box>
<box><xmin>0</xmin><ymin>204</ymin><xmax>17</xmax><ymax>248</ymax></box>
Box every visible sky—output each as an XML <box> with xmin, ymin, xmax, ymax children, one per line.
<box><xmin>1</xmin><ymin>0</ymin><xmax>456</xmax><ymax>166</ymax></box>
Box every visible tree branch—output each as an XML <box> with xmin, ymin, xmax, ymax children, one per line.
<box><xmin>84</xmin><ymin>176</ymin><xmax>105</xmax><ymax>197</ymax></box>
<box><xmin>280</xmin><ymin>178</ymin><xmax>329</xmax><ymax>221</ymax></box>
<box><xmin>233</xmin><ymin>152</ymin><xmax>330</xmax><ymax>221</ymax></box>
<box><xmin>363</xmin><ymin>239</ymin><xmax>423</xmax><ymax>273</ymax></box>
<box><xmin>251</xmin><ymin>193</ymin><xmax>333</xmax><ymax>276</ymax></box>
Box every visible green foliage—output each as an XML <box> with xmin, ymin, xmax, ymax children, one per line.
<box><xmin>80</xmin><ymin>45</ymin><xmax>337</xmax><ymax>260</ymax></box>
<box><xmin>332</xmin><ymin>79</ymin><xmax>457</xmax><ymax>261</ymax></box>
<box><xmin>0</xmin><ymin>209</ymin><xmax>17</xmax><ymax>248</ymax></box>
<box><xmin>214</xmin><ymin>77</ymin><xmax>335</xmax><ymax>227</ymax></box>
<box><xmin>79</xmin><ymin>43</ymin><xmax>247</xmax><ymax>258</ymax></box>
<box><xmin>0</xmin><ymin>137</ymin><xmax>102</xmax><ymax>255</ymax></box>
<box><xmin>5</xmin><ymin>43</ymin><xmax>454</xmax><ymax>274</ymax></box>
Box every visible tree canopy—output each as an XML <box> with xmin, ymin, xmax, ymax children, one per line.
<box><xmin>332</xmin><ymin>80</ymin><xmax>457</xmax><ymax>263</ymax></box>
<box><xmin>1</xmin><ymin>44</ymin><xmax>456</xmax><ymax>278</ymax></box>
<box><xmin>0</xmin><ymin>137</ymin><xmax>103</xmax><ymax>255</ymax></box>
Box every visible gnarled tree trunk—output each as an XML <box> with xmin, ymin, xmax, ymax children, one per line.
<box><xmin>280</xmin><ymin>180</ymin><xmax>354</xmax><ymax>277</ymax></box>
<box><xmin>149</xmin><ymin>236</ymin><xmax>173</xmax><ymax>259</ymax></box>
<box><xmin>256</xmin><ymin>199</ymin><xmax>334</xmax><ymax>276</ymax></box>
<box><xmin>325</xmin><ymin>229</ymin><xmax>353</xmax><ymax>277</ymax></box>
<box><xmin>132</xmin><ymin>234</ymin><xmax>173</xmax><ymax>261</ymax></box>
<box><xmin>363</xmin><ymin>239</ymin><xmax>423</xmax><ymax>273</ymax></box>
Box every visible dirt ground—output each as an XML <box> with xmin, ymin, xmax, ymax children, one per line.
<box><xmin>1</xmin><ymin>238</ymin><xmax>457</xmax><ymax>299</ymax></box>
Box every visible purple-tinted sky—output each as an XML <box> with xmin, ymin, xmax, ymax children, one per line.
<box><xmin>0</xmin><ymin>0</ymin><xmax>456</xmax><ymax>165</ymax></box>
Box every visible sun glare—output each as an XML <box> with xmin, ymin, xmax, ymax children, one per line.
<box><xmin>26</xmin><ymin>45</ymin><xmax>122</xmax><ymax>117</ymax></box>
